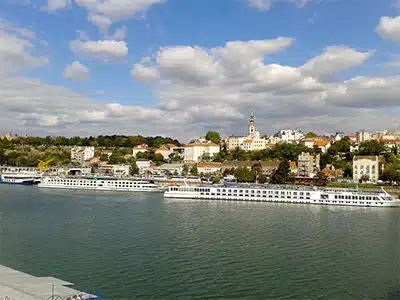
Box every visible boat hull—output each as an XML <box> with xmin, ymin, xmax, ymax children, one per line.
<box><xmin>38</xmin><ymin>184</ymin><xmax>166</xmax><ymax>192</ymax></box>
<box><xmin>0</xmin><ymin>179</ymin><xmax>37</xmax><ymax>185</ymax></box>
<box><xmin>164</xmin><ymin>192</ymin><xmax>400</xmax><ymax>207</ymax></box>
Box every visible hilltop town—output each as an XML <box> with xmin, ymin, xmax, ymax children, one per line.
<box><xmin>1</xmin><ymin>112</ymin><xmax>400</xmax><ymax>186</ymax></box>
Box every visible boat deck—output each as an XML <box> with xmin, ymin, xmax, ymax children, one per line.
<box><xmin>0</xmin><ymin>264</ymin><xmax>97</xmax><ymax>299</ymax></box>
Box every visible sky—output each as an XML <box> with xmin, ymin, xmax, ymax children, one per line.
<box><xmin>0</xmin><ymin>0</ymin><xmax>400</xmax><ymax>142</ymax></box>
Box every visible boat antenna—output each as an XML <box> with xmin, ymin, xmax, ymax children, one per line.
<box><xmin>381</xmin><ymin>186</ymin><xmax>390</xmax><ymax>197</ymax></box>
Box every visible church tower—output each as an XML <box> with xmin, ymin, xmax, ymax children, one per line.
<box><xmin>249</xmin><ymin>110</ymin><xmax>255</xmax><ymax>137</ymax></box>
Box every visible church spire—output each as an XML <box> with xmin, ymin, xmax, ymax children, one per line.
<box><xmin>249</xmin><ymin>109</ymin><xmax>255</xmax><ymax>136</ymax></box>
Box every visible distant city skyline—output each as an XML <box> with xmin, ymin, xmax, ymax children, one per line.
<box><xmin>0</xmin><ymin>0</ymin><xmax>399</xmax><ymax>141</ymax></box>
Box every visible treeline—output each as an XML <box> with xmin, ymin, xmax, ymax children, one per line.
<box><xmin>0</xmin><ymin>135</ymin><xmax>182</xmax><ymax>149</ymax></box>
<box><xmin>214</xmin><ymin>143</ymin><xmax>314</xmax><ymax>162</ymax></box>
<box><xmin>0</xmin><ymin>148</ymin><xmax>71</xmax><ymax>167</ymax></box>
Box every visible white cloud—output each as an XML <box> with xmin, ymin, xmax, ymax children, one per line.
<box><xmin>88</xmin><ymin>14</ymin><xmax>112</xmax><ymax>32</ymax></box>
<box><xmin>0</xmin><ymin>75</ymin><xmax>191</xmax><ymax>137</ymax></box>
<box><xmin>69</xmin><ymin>39</ymin><xmax>128</xmax><ymax>61</ymax></box>
<box><xmin>73</xmin><ymin>0</ymin><xmax>167</xmax><ymax>27</ymax></box>
<box><xmin>0</xmin><ymin>21</ymin><xmax>49</xmax><ymax>74</ymax></box>
<box><xmin>1</xmin><ymin>23</ymin><xmax>399</xmax><ymax>141</ymax></box>
<box><xmin>248</xmin><ymin>0</ymin><xmax>312</xmax><ymax>11</ymax></box>
<box><xmin>300</xmin><ymin>46</ymin><xmax>373</xmax><ymax>79</ymax></box>
<box><xmin>112</xmin><ymin>26</ymin><xmax>127</xmax><ymax>40</ymax></box>
<box><xmin>376</xmin><ymin>15</ymin><xmax>400</xmax><ymax>42</ymax></box>
<box><xmin>42</xmin><ymin>0</ymin><xmax>71</xmax><ymax>12</ymax></box>
<box><xmin>63</xmin><ymin>61</ymin><xmax>90</xmax><ymax>81</ymax></box>
<box><xmin>131</xmin><ymin>64</ymin><xmax>159</xmax><ymax>82</ymax></box>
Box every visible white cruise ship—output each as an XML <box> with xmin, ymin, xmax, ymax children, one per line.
<box><xmin>39</xmin><ymin>176</ymin><xmax>166</xmax><ymax>192</ymax></box>
<box><xmin>164</xmin><ymin>184</ymin><xmax>400</xmax><ymax>207</ymax></box>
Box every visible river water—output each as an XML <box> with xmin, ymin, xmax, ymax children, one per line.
<box><xmin>0</xmin><ymin>185</ymin><xmax>399</xmax><ymax>299</ymax></box>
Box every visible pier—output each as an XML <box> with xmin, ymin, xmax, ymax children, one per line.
<box><xmin>0</xmin><ymin>264</ymin><xmax>97</xmax><ymax>300</ymax></box>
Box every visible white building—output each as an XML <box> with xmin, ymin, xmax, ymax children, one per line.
<box><xmin>70</xmin><ymin>146</ymin><xmax>95</xmax><ymax>163</ymax></box>
<box><xmin>353</xmin><ymin>155</ymin><xmax>379</xmax><ymax>184</ymax></box>
<box><xmin>277</xmin><ymin>130</ymin><xmax>304</xmax><ymax>143</ymax></box>
<box><xmin>184</xmin><ymin>142</ymin><xmax>220</xmax><ymax>163</ymax></box>
<box><xmin>136</xmin><ymin>160</ymin><xmax>151</xmax><ymax>171</ymax></box>
<box><xmin>356</xmin><ymin>130</ymin><xmax>371</xmax><ymax>142</ymax></box>
<box><xmin>98</xmin><ymin>164</ymin><xmax>130</xmax><ymax>177</ymax></box>
<box><xmin>155</xmin><ymin>147</ymin><xmax>172</xmax><ymax>160</ymax></box>
<box><xmin>132</xmin><ymin>144</ymin><xmax>149</xmax><ymax>157</ymax></box>
<box><xmin>298</xmin><ymin>152</ymin><xmax>320</xmax><ymax>178</ymax></box>
<box><xmin>197</xmin><ymin>162</ymin><xmax>222</xmax><ymax>174</ymax></box>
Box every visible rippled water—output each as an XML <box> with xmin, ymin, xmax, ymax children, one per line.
<box><xmin>0</xmin><ymin>185</ymin><xmax>399</xmax><ymax>299</ymax></box>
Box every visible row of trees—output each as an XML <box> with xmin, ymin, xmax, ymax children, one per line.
<box><xmin>0</xmin><ymin>135</ymin><xmax>181</xmax><ymax>149</ymax></box>
<box><xmin>0</xmin><ymin>148</ymin><xmax>71</xmax><ymax>167</ymax></box>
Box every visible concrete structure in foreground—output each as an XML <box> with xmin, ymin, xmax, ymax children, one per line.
<box><xmin>0</xmin><ymin>264</ymin><xmax>97</xmax><ymax>300</ymax></box>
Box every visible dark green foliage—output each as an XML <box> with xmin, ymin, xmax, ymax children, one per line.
<box><xmin>205</xmin><ymin>132</ymin><xmax>221</xmax><ymax>144</ymax></box>
<box><xmin>270</xmin><ymin>160</ymin><xmax>290</xmax><ymax>184</ymax></box>
<box><xmin>234</xmin><ymin>167</ymin><xmax>254</xmax><ymax>182</ymax></box>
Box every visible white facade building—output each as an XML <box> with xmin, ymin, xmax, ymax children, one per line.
<box><xmin>155</xmin><ymin>147</ymin><xmax>173</xmax><ymax>160</ymax></box>
<box><xmin>132</xmin><ymin>144</ymin><xmax>149</xmax><ymax>157</ymax></box>
<box><xmin>353</xmin><ymin>155</ymin><xmax>379</xmax><ymax>184</ymax></box>
<box><xmin>70</xmin><ymin>146</ymin><xmax>95</xmax><ymax>162</ymax></box>
<box><xmin>136</xmin><ymin>160</ymin><xmax>151</xmax><ymax>170</ymax></box>
<box><xmin>184</xmin><ymin>142</ymin><xmax>220</xmax><ymax>163</ymax></box>
<box><xmin>277</xmin><ymin>130</ymin><xmax>304</xmax><ymax>143</ymax></box>
<box><xmin>356</xmin><ymin>130</ymin><xmax>371</xmax><ymax>142</ymax></box>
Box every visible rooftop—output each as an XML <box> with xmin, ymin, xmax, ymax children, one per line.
<box><xmin>0</xmin><ymin>264</ymin><xmax>97</xmax><ymax>300</ymax></box>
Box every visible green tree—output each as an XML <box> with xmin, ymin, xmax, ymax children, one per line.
<box><xmin>359</xmin><ymin>175</ymin><xmax>370</xmax><ymax>183</ymax></box>
<box><xmin>129</xmin><ymin>159</ymin><xmax>139</xmax><ymax>176</ymax></box>
<box><xmin>319</xmin><ymin>153</ymin><xmax>334</xmax><ymax>169</ymax></box>
<box><xmin>0</xmin><ymin>149</ymin><xmax>7</xmax><ymax>165</ymax></box>
<box><xmin>358</xmin><ymin>140</ymin><xmax>386</xmax><ymax>156</ymax></box>
<box><xmin>313</xmin><ymin>171</ymin><xmax>328</xmax><ymax>186</ymax></box>
<box><xmin>213</xmin><ymin>176</ymin><xmax>221</xmax><ymax>184</ymax></box>
<box><xmin>305</xmin><ymin>132</ymin><xmax>318</xmax><ymax>138</ymax></box>
<box><xmin>205</xmin><ymin>131</ymin><xmax>221</xmax><ymax>144</ymax></box>
<box><xmin>100</xmin><ymin>154</ymin><xmax>109</xmax><ymax>161</ymax></box>
<box><xmin>182</xmin><ymin>164</ymin><xmax>189</xmax><ymax>176</ymax></box>
<box><xmin>190</xmin><ymin>164</ymin><xmax>199</xmax><ymax>176</ymax></box>
<box><xmin>270</xmin><ymin>160</ymin><xmax>290</xmax><ymax>184</ymax></box>
<box><xmin>380</xmin><ymin>163</ymin><xmax>400</xmax><ymax>184</ymax></box>
<box><xmin>152</xmin><ymin>153</ymin><xmax>165</xmax><ymax>166</ymax></box>
<box><xmin>234</xmin><ymin>167</ymin><xmax>254</xmax><ymax>182</ymax></box>
<box><xmin>251</xmin><ymin>162</ymin><xmax>263</xmax><ymax>182</ymax></box>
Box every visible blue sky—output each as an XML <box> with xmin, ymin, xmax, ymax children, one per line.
<box><xmin>0</xmin><ymin>0</ymin><xmax>399</xmax><ymax>140</ymax></box>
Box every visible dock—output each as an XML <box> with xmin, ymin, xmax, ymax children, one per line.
<box><xmin>0</xmin><ymin>264</ymin><xmax>98</xmax><ymax>300</ymax></box>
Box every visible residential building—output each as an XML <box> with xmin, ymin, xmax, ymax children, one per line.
<box><xmin>155</xmin><ymin>147</ymin><xmax>172</xmax><ymax>160</ymax></box>
<box><xmin>356</xmin><ymin>130</ymin><xmax>371</xmax><ymax>142</ymax></box>
<box><xmin>136</xmin><ymin>160</ymin><xmax>151</xmax><ymax>171</ymax></box>
<box><xmin>101</xmin><ymin>149</ymin><xmax>113</xmax><ymax>158</ymax></box>
<box><xmin>350</xmin><ymin>143</ymin><xmax>360</xmax><ymax>153</ymax></box>
<box><xmin>197</xmin><ymin>162</ymin><xmax>222</xmax><ymax>175</ymax></box>
<box><xmin>277</xmin><ymin>130</ymin><xmax>304</xmax><ymax>143</ymax></box>
<box><xmin>353</xmin><ymin>156</ymin><xmax>379</xmax><ymax>183</ymax></box>
<box><xmin>334</xmin><ymin>132</ymin><xmax>345</xmax><ymax>141</ymax></box>
<box><xmin>184</xmin><ymin>141</ymin><xmax>220</xmax><ymax>163</ymax></box>
<box><xmin>153</xmin><ymin>163</ymin><xmax>184</xmax><ymax>176</ymax></box>
<box><xmin>70</xmin><ymin>146</ymin><xmax>95</xmax><ymax>163</ymax></box>
<box><xmin>300</xmin><ymin>138</ymin><xmax>331</xmax><ymax>153</ymax></box>
<box><xmin>132</xmin><ymin>144</ymin><xmax>149</xmax><ymax>157</ymax></box>
<box><xmin>382</xmin><ymin>139</ymin><xmax>400</xmax><ymax>149</ymax></box>
<box><xmin>321</xmin><ymin>165</ymin><xmax>344</xmax><ymax>182</ymax></box>
<box><xmin>220</xmin><ymin>161</ymin><xmax>280</xmax><ymax>176</ymax></box>
<box><xmin>298</xmin><ymin>152</ymin><xmax>320</xmax><ymax>178</ymax></box>
<box><xmin>98</xmin><ymin>164</ymin><xmax>130</xmax><ymax>177</ymax></box>
<box><xmin>289</xmin><ymin>161</ymin><xmax>298</xmax><ymax>176</ymax></box>
<box><xmin>313</xmin><ymin>139</ymin><xmax>331</xmax><ymax>153</ymax></box>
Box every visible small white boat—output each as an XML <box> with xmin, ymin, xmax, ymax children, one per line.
<box><xmin>0</xmin><ymin>173</ymin><xmax>40</xmax><ymax>185</ymax></box>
